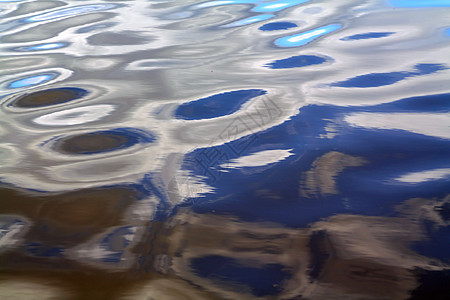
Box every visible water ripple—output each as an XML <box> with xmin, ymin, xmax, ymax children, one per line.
<box><xmin>24</xmin><ymin>4</ymin><xmax>119</xmax><ymax>23</ymax></box>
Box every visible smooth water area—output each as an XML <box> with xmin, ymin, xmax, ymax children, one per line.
<box><xmin>0</xmin><ymin>0</ymin><xmax>449</xmax><ymax>299</ymax></box>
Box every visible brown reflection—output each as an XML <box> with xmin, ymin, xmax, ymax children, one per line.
<box><xmin>0</xmin><ymin>185</ymin><xmax>448</xmax><ymax>299</ymax></box>
<box><xmin>0</xmin><ymin>185</ymin><xmax>137</xmax><ymax>247</ymax></box>
<box><xmin>57</xmin><ymin>133</ymin><xmax>128</xmax><ymax>154</ymax></box>
<box><xmin>300</xmin><ymin>151</ymin><xmax>367</xmax><ymax>198</ymax></box>
<box><xmin>10</xmin><ymin>88</ymin><xmax>87</xmax><ymax>108</ymax></box>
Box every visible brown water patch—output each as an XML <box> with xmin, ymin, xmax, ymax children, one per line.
<box><xmin>0</xmin><ymin>192</ymin><xmax>448</xmax><ymax>299</ymax></box>
<box><xmin>57</xmin><ymin>133</ymin><xmax>128</xmax><ymax>154</ymax></box>
<box><xmin>0</xmin><ymin>185</ymin><xmax>138</xmax><ymax>246</ymax></box>
<box><xmin>300</xmin><ymin>151</ymin><xmax>367</xmax><ymax>198</ymax></box>
<box><xmin>11</xmin><ymin>87</ymin><xmax>87</xmax><ymax>108</ymax></box>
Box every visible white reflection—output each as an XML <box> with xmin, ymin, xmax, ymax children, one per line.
<box><xmin>221</xmin><ymin>149</ymin><xmax>293</xmax><ymax>169</ymax></box>
<box><xmin>396</xmin><ymin>168</ymin><xmax>450</xmax><ymax>183</ymax></box>
<box><xmin>345</xmin><ymin>112</ymin><xmax>450</xmax><ymax>139</ymax></box>
<box><xmin>33</xmin><ymin>104</ymin><xmax>115</xmax><ymax>126</ymax></box>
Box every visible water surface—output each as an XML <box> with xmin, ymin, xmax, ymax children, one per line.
<box><xmin>0</xmin><ymin>0</ymin><xmax>449</xmax><ymax>299</ymax></box>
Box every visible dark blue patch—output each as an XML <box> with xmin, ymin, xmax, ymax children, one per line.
<box><xmin>190</xmin><ymin>255</ymin><xmax>289</xmax><ymax>296</ymax></box>
<box><xmin>413</xmin><ymin>225</ymin><xmax>450</xmax><ymax>263</ymax></box>
<box><xmin>331</xmin><ymin>63</ymin><xmax>447</xmax><ymax>88</ymax></box>
<box><xmin>175</xmin><ymin>89</ymin><xmax>266</xmax><ymax>120</ymax></box>
<box><xmin>259</xmin><ymin>22</ymin><xmax>297</xmax><ymax>31</ymax></box>
<box><xmin>266</xmin><ymin>55</ymin><xmax>327</xmax><ymax>69</ymax></box>
<box><xmin>340</xmin><ymin>32</ymin><xmax>394</xmax><ymax>40</ymax></box>
<box><xmin>180</xmin><ymin>92</ymin><xmax>450</xmax><ymax>227</ymax></box>
<box><xmin>54</xmin><ymin>127</ymin><xmax>155</xmax><ymax>155</ymax></box>
<box><xmin>99</xmin><ymin>226</ymin><xmax>133</xmax><ymax>263</ymax></box>
<box><xmin>26</xmin><ymin>243</ymin><xmax>64</xmax><ymax>257</ymax></box>
<box><xmin>372</xmin><ymin>93</ymin><xmax>450</xmax><ymax>113</ymax></box>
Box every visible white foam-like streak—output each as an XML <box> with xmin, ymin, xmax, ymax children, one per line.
<box><xmin>33</xmin><ymin>104</ymin><xmax>115</xmax><ymax>126</ymax></box>
<box><xmin>396</xmin><ymin>168</ymin><xmax>450</xmax><ymax>183</ymax></box>
<box><xmin>221</xmin><ymin>149</ymin><xmax>293</xmax><ymax>169</ymax></box>
<box><xmin>345</xmin><ymin>112</ymin><xmax>450</xmax><ymax>139</ymax></box>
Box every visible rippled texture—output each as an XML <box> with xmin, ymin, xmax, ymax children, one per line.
<box><xmin>0</xmin><ymin>0</ymin><xmax>449</xmax><ymax>299</ymax></box>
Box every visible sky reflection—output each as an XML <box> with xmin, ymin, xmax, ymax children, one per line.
<box><xmin>275</xmin><ymin>24</ymin><xmax>341</xmax><ymax>47</ymax></box>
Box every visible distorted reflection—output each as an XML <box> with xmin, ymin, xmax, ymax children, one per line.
<box><xmin>24</xmin><ymin>4</ymin><xmax>119</xmax><ymax>23</ymax></box>
<box><xmin>266</xmin><ymin>54</ymin><xmax>327</xmax><ymax>69</ymax></box>
<box><xmin>331</xmin><ymin>63</ymin><xmax>447</xmax><ymax>88</ymax></box>
<box><xmin>340</xmin><ymin>31</ymin><xmax>394</xmax><ymax>41</ymax></box>
<box><xmin>222</xmin><ymin>14</ymin><xmax>274</xmax><ymax>28</ymax></box>
<box><xmin>388</xmin><ymin>0</ymin><xmax>450</xmax><ymax>7</ymax></box>
<box><xmin>345</xmin><ymin>112</ymin><xmax>450</xmax><ymax>139</ymax></box>
<box><xmin>252</xmin><ymin>0</ymin><xmax>309</xmax><ymax>12</ymax></box>
<box><xmin>175</xmin><ymin>89</ymin><xmax>266</xmax><ymax>120</ymax></box>
<box><xmin>259</xmin><ymin>21</ymin><xmax>297</xmax><ymax>31</ymax></box>
<box><xmin>8</xmin><ymin>73</ymin><xmax>57</xmax><ymax>89</ymax></box>
<box><xmin>395</xmin><ymin>168</ymin><xmax>450</xmax><ymax>183</ymax></box>
<box><xmin>0</xmin><ymin>0</ymin><xmax>449</xmax><ymax>298</ymax></box>
<box><xmin>15</xmin><ymin>42</ymin><xmax>68</xmax><ymax>51</ymax></box>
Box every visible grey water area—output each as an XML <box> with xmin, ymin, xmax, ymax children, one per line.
<box><xmin>0</xmin><ymin>0</ymin><xmax>449</xmax><ymax>299</ymax></box>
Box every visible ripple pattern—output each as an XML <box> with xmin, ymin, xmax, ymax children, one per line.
<box><xmin>0</xmin><ymin>0</ymin><xmax>449</xmax><ymax>298</ymax></box>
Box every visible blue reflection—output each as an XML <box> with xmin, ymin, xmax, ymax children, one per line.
<box><xmin>413</xmin><ymin>221</ymin><xmax>450</xmax><ymax>262</ymax></box>
<box><xmin>445</xmin><ymin>27</ymin><xmax>450</xmax><ymax>36</ymax></box>
<box><xmin>191</xmin><ymin>256</ymin><xmax>289</xmax><ymax>296</ymax></box>
<box><xmin>223</xmin><ymin>14</ymin><xmax>274</xmax><ymax>27</ymax></box>
<box><xmin>253</xmin><ymin>0</ymin><xmax>308</xmax><ymax>12</ymax></box>
<box><xmin>16</xmin><ymin>43</ymin><xmax>67</xmax><ymax>51</ymax></box>
<box><xmin>259</xmin><ymin>21</ymin><xmax>297</xmax><ymax>31</ymax></box>
<box><xmin>275</xmin><ymin>24</ymin><xmax>341</xmax><ymax>47</ymax></box>
<box><xmin>99</xmin><ymin>226</ymin><xmax>134</xmax><ymax>263</ymax></box>
<box><xmin>340</xmin><ymin>32</ymin><xmax>394</xmax><ymax>40</ymax></box>
<box><xmin>26</xmin><ymin>243</ymin><xmax>64</xmax><ymax>257</ymax></box>
<box><xmin>331</xmin><ymin>63</ymin><xmax>447</xmax><ymax>88</ymax></box>
<box><xmin>181</xmin><ymin>93</ymin><xmax>450</xmax><ymax>227</ymax></box>
<box><xmin>8</xmin><ymin>73</ymin><xmax>57</xmax><ymax>89</ymax></box>
<box><xmin>388</xmin><ymin>0</ymin><xmax>450</xmax><ymax>7</ymax></box>
<box><xmin>266</xmin><ymin>55</ymin><xmax>327</xmax><ymax>69</ymax></box>
<box><xmin>25</xmin><ymin>4</ymin><xmax>118</xmax><ymax>23</ymax></box>
<box><xmin>175</xmin><ymin>89</ymin><xmax>266</xmax><ymax>120</ymax></box>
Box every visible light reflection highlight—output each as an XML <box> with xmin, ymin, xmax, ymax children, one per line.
<box><xmin>388</xmin><ymin>0</ymin><xmax>450</xmax><ymax>7</ymax></box>
<box><xmin>253</xmin><ymin>0</ymin><xmax>309</xmax><ymax>12</ymax></box>
<box><xmin>222</xmin><ymin>14</ymin><xmax>274</xmax><ymax>27</ymax></box>
<box><xmin>275</xmin><ymin>24</ymin><xmax>341</xmax><ymax>47</ymax></box>
<box><xmin>8</xmin><ymin>73</ymin><xmax>57</xmax><ymax>89</ymax></box>
<box><xmin>33</xmin><ymin>104</ymin><xmax>115</xmax><ymax>126</ymax></box>
<box><xmin>16</xmin><ymin>43</ymin><xmax>67</xmax><ymax>51</ymax></box>
<box><xmin>24</xmin><ymin>4</ymin><xmax>119</xmax><ymax>23</ymax></box>
<box><xmin>221</xmin><ymin>149</ymin><xmax>293</xmax><ymax>169</ymax></box>
<box><xmin>345</xmin><ymin>112</ymin><xmax>450</xmax><ymax>139</ymax></box>
<box><xmin>396</xmin><ymin>168</ymin><xmax>450</xmax><ymax>183</ymax></box>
